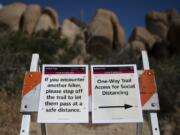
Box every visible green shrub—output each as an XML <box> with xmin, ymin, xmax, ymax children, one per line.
<box><xmin>0</xmin><ymin>30</ymin><xmax>75</xmax><ymax>94</ymax></box>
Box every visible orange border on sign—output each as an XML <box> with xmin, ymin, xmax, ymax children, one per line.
<box><xmin>139</xmin><ymin>70</ymin><xmax>157</xmax><ymax>106</ymax></box>
<box><xmin>22</xmin><ymin>72</ymin><xmax>42</xmax><ymax>96</ymax></box>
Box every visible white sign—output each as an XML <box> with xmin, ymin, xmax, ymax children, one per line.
<box><xmin>91</xmin><ymin>65</ymin><xmax>143</xmax><ymax>123</ymax></box>
<box><xmin>38</xmin><ymin>65</ymin><xmax>89</xmax><ymax>123</ymax></box>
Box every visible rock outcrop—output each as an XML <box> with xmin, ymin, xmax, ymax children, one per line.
<box><xmin>61</xmin><ymin>19</ymin><xmax>86</xmax><ymax>63</ymax></box>
<box><xmin>0</xmin><ymin>3</ymin><xmax>180</xmax><ymax>59</ymax></box>
<box><xmin>0</xmin><ymin>3</ymin><xmax>59</xmax><ymax>33</ymax></box>
<box><xmin>0</xmin><ymin>3</ymin><xmax>26</xmax><ymax>31</ymax></box>
<box><xmin>145</xmin><ymin>10</ymin><xmax>179</xmax><ymax>40</ymax></box>
<box><xmin>129</xmin><ymin>27</ymin><xmax>157</xmax><ymax>50</ymax></box>
<box><xmin>130</xmin><ymin>10</ymin><xmax>180</xmax><ymax>58</ymax></box>
<box><xmin>87</xmin><ymin>9</ymin><xmax>125</xmax><ymax>56</ymax></box>
<box><xmin>23</xmin><ymin>4</ymin><xmax>41</xmax><ymax>34</ymax></box>
<box><xmin>146</xmin><ymin>11</ymin><xmax>168</xmax><ymax>39</ymax></box>
<box><xmin>61</xmin><ymin>19</ymin><xmax>85</xmax><ymax>45</ymax></box>
<box><xmin>35</xmin><ymin>14</ymin><xmax>55</xmax><ymax>32</ymax></box>
<box><xmin>44</xmin><ymin>7</ymin><xmax>59</xmax><ymax>29</ymax></box>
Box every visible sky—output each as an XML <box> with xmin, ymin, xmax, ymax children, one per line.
<box><xmin>0</xmin><ymin>0</ymin><xmax>180</xmax><ymax>39</ymax></box>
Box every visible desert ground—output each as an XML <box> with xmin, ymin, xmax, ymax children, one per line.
<box><xmin>0</xmin><ymin>91</ymin><xmax>153</xmax><ymax>135</ymax></box>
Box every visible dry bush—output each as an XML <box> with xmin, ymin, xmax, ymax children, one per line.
<box><xmin>0</xmin><ymin>91</ymin><xmax>21</xmax><ymax>135</ymax></box>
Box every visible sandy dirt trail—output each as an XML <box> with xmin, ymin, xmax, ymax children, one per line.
<box><xmin>30</xmin><ymin>119</ymin><xmax>151</xmax><ymax>135</ymax></box>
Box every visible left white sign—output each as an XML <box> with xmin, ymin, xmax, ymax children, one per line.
<box><xmin>38</xmin><ymin>65</ymin><xmax>89</xmax><ymax>123</ymax></box>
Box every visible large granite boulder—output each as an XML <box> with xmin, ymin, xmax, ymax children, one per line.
<box><xmin>129</xmin><ymin>27</ymin><xmax>157</xmax><ymax>50</ymax></box>
<box><xmin>146</xmin><ymin>11</ymin><xmax>169</xmax><ymax>39</ymax></box>
<box><xmin>0</xmin><ymin>3</ymin><xmax>26</xmax><ymax>31</ymax></box>
<box><xmin>23</xmin><ymin>4</ymin><xmax>41</xmax><ymax>34</ymax></box>
<box><xmin>35</xmin><ymin>14</ymin><xmax>54</xmax><ymax>32</ymax></box>
<box><xmin>61</xmin><ymin>19</ymin><xmax>86</xmax><ymax>56</ymax></box>
<box><xmin>145</xmin><ymin>10</ymin><xmax>179</xmax><ymax>40</ymax></box>
<box><xmin>88</xmin><ymin>9</ymin><xmax>125</xmax><ymax>56</ymax></box>
<box><xmin>61</xmin><ymin>19</ymin><xmax>85</xmax><ymax>44</ymax></box>
<box><xmin>35</xmin><ymin>7</ymin><xmax>59</xmax><ymax>32</ymax></box>
<box><xmin>44</xmin><ymin>7</ymin><xmax>59</xmax><ymax>29</ymax></box>
<box><xmin>146</xmin><ymin>11</ymin><xmax>168</xmax><ymax>25</ymax></box>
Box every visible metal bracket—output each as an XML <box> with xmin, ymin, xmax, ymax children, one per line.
<box><xmin>150</xmin><ymin>113</ymin><xmax>160</xmax><ymax>135</ymax></box>
<box><xmin>20</xmin><ymin>115</ymin><xmax>31</xmax><ymax>135</ymax></box>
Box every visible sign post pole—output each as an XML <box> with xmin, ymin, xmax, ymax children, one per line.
<box><xmin>136</xmin><ymin>122</ymin><xmax>143</xmax><ymax>135</ymax></box>
<box><xmin>20</xmin><ymin>54</ymin><xmax>48</xmax><ymax>135</ymax></box>
<box><xmin>150</xmin><ymin>113</ymin><xmax>160</xmax><ymax>135</ymax></box>
<box><xmin>141</xmin><ymin>51</ymin><xmax>160</xmax><ymax>135</ymax></box>
<box><xmin>20</xmin><ymin>114</ymin><xmax>31</xmax><ymax>135</ymax></box>
<box><xmin>41</xmin><ymin>123</ymin><xmax>48</xmax><ymax>135</ymax></box>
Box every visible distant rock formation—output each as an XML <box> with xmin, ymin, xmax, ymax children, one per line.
<box><xmin>23</xmin><ymin>4</ymin><xmax>41</xmax><ymax>34</ymax></box>
<box><xmin>129</xmin><ymin>10</ymin><xmax>180</xmax><ymax>58</ymax></box>
<box><xmin>146</xmin><ymin>11</ymin><xmax>169</xmax><ymax>39</ymax></box>
<box><xmin>61</xmin><ymin>19</ymin><xmax>86</xmax><ymax>64</ymax></box>
<box><xmin>0</xmin><ymin>3</ymin><xmax>26</xmax><ymax>31</ymax></box>
<box><xmin>0</xmin><ymin>3</ymin><xmax>59</xmax><ymax>33</ymax></box>
<box><xmin>61</xmin><ymin>19</ymin><xmax>85</xmax><ymax>45</ymax></box>
<box><xmin>0</xmin><ymin>3</ymin><xmax>180</xmax><ymax>59</ymax></box>
<box><xmin>87</xmin><ymin>9</ymin><xmax>125</xmax><ymax>56</ymax></box>
<box><xmin>129</xmin><ymin>27</ymin><xmax>157</xmax><ymax>50</ymax></box>
<box><xmin>146</xmin><ymin>10</ymin><xmax>179</xmax><ymax>39</ymax></box>
<box><xmin>45</xmin><ymin>7</ymin><xmax>59</xmax><ymax>29</ymax></box>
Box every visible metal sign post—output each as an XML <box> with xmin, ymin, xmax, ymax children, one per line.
<box><xmin>136</xmin><ymin>51</ymin><xmax>160</xmax><ymax>135</ymax></box>
<box><xmin>141</xmin><ymin>51</ymin><xmax>160</xmax><ymax>135</ymax></box>
<box><xmin>20</xmin><ymin>54</ymin><xmax>48</xmax><ymax>135</ymax></box>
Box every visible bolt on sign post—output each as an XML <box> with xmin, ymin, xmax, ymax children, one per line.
<box><xmin>38</xmin><ymin>65</ymin><xmax>89</xmax><ymax>123</ymax></box>
<box><xmin>91</xmin><ymin>65</ymin><xmax>143</xmax><ymax>123</ymax></box>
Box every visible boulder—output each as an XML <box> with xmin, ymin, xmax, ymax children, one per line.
<box><xmin>146</xmin><ymin>11</ymin><xmax>168</xmax><ymax>26</ymax></box>
<box><xmin>23</xmin><ymin>4</ymin><xmax>41</xmax><ymax>34</ymax></box>
<box><xmin>146</xmin><ymin>11</ymin><xmax>169</xmax><ymax>39</ymax></box>
<box><xmin>35</xmin><ymin>7</ymin><xmax>59</xmax><ymax>32</ymax></box>
<box><xmin>61</xmin><ymin>19</ymin><xmax>84</xmax><ymax>44</ymax></box>
<box><xmin>35</xmin><ymin>14</ymin><xmax>54</xmax><ymax>32</ymax></box>
<box><xmin>43</xmin><ymin>7</ymin><xmax>59</xmax><ymax>29</ymax></box>
<box><xmin>147</xmin><ymin>21</ymin><xmax>168</xmax><ymax>39</ymax></box>
<box><xmin>166</xmin><ymin>9</ymin><xmax>179</xmax><ymax>23</ymax></box>
<box><xmin>88</xmin><ymin>9</ymin><xmax>125</xmax><ymax>55</ymax></box>
<box><xmin>0</xmin><ymin>3</ymin><xmax>26</xmax><ymax>31</ymax></box>
<box><xmin>61</xmin><ymin>19</ymin><xmax>86</xmax><ymax>55</ymax></box>
<box><xmin>129</xmin><ymin>27</ymin><xmax>157</xmax><ymax>50</ymax></box>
